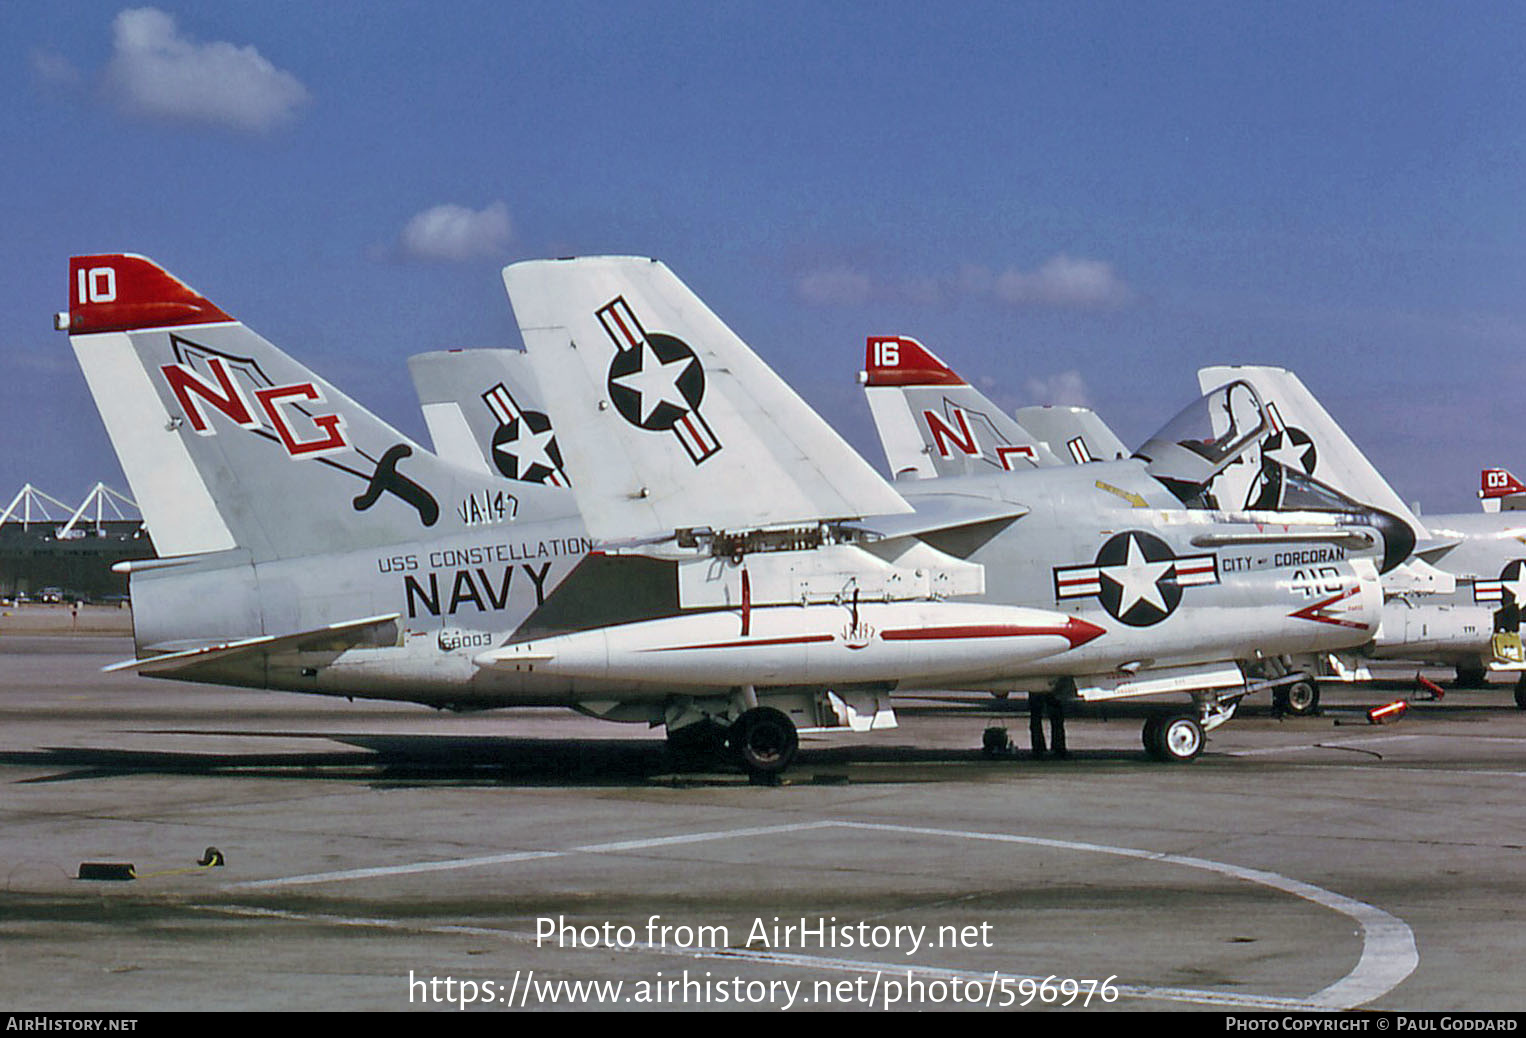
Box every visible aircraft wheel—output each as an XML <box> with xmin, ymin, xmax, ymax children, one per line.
<box><xmin>1274</xmin><ymin>679</ymin><xmax>1321</xmax><ymax>717</ymax></box>
<box><xmin>1515</xmin><ymin>676</ymin><xmax>1526</xmax><ymax>711</ymax></box>
<box><xmin>1455</xmin><ymin>663</ymin><xmax>1489</xmax><ymax>689</ymax></box>
<box><xmin>1147</xmin><ymin>714</ymin><xmax>1204</xmax><ymax>762</ymax></box>
<box><xmin>727</xmin><ymin>707</ymin><xmax>799</xmax><ymax>776</ymax></box>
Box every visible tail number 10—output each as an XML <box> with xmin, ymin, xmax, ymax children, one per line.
<box><xmin>76</xmin><ymin>267</ymin><xmax>117</xmax><ymax>305</ymax></box>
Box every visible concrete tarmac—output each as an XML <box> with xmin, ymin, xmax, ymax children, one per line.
<box><xmin>2</xmin><ymin>634</ymin><xmax>1523</xmax><ymax>1012</ymax></box>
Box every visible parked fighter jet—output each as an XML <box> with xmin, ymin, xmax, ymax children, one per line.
<box><xmin>487</xmin><ymin>256</ymin><xmax>1412</xmax><ymax>763</ymax></box>
<box><xmin>57</xmin><ymin>254</ymin><xmax>1130</xmax><ymax>776</ymax></box>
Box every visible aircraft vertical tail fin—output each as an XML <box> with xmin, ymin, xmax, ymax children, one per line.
<box><xmin>61</xmin><ymin>254</ymin><xmax>517</xmax><ymax>561</ymax></box>
<box><xmin>1480</xmin><ymin>468</ymin><xmax>1526</xmax><ymax>512</ymax></box>
<box><xmin>502</xmin><ymin>256</ymin><xmax>912</xmax><ymax>542</ymax></box>
<box><xmin>859</xmin><ymin>335</ymin><xmax>1060</xmax><ymax>479</ymax></box>
<box><xmin>408</xmin><ymin>348</ymin><xmax>572</xmax><ymax>489</ymax></box>
<box><xmin>1012</xmin><ymin>405</ymin><xmax>1131</xmax><ymax>464</ymax></box>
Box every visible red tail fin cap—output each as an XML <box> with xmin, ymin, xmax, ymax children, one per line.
<box><xmin>67</xmin><ymin>254</ymin><xmax>234</xmax><ymax>334</ymax></box>
<box><xmin>863</xmin><ymin>335</ymin><xmax>966</xmax><ymax>387</ymax></box>
<box><xmin>1481</xmin><ymin>468</ymin><xmax>1526</xmax><ymax>500</ymax></box>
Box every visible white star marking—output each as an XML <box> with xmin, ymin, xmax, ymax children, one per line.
<box><xmin>497</xmin><ymin>423</ymin><xmax>558</xmax><ymax>476</ymax></box>
<box><xmin>1266</xmin><ymin>435</ymin><xmax>1313</xmax><ymax>473</ymax></box>
<box><xmin>1502</xmin><ymin>571</ymin><xmax>1526</xmax><ymax>608</ymax></box>
<box><xmin>1100</xmin><ymin>535</ymin><xmax>1174</xmax><ymax>616</ymax></box>
<box><xmin>611</xmin><ymin>342</ymin><xmax>696</xmax><ymax>424</ymax></box>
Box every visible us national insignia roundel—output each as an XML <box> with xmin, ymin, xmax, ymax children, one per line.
<box><xmin>596</xmin><ymin>296</ymin><xmax>722</xmax><ymax>464</ymax></box>
<box><xmin>490</xmin><ymin>410</ymin><xmax>565</xmax><ymax>485</ymax></box>
<box><xmin>481</xmin><ymin>382</ymin><xmax>569</xmax><ymax>487</ymax></box>
<box><xmin>1053</xmin><ymin>530</ymin><xmax>1220</xmax><ymax>627</ymax></box>
<box><xmin>1474</xmin><ymin>558</ymin><xmax>1526</xmax><ymax>632</ymax></box>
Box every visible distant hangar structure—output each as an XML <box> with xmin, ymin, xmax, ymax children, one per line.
<box><xmin>0</xmin><ymin>483</ymin><xmax>154</xmax><ymax>601</ymax></box>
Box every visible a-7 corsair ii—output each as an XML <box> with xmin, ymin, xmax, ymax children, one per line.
<box><xmin>60</xmin><ymin>253</ymin><xmax>1399</xmax><ymax>774</ymax></box>
<box><xmin>484</xmin><ymin>255</ymin><xmax>1412</xmax><ymax>764</ymax></box>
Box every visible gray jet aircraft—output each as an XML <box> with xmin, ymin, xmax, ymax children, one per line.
<box><xmin>485</xmin><ymin>255</ymin><xmax>1420</xmax><ymax>763</ymax></box>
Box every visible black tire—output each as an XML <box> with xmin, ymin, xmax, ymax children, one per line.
<box><xmin>1142</xmin><ymin>714</ymin><xmax>1163</xmax><ymax>752</ymax></box>
<box><xmin>1274</xmin><ymin>679</ymin><xmax>1321</xmax><ymax>717</ymax></box>
<box><xmin>727</xmin><ymin>706</ymin><xmax>799</xmax><ymax>776</ymax></box>
<box><xmin>1455</xmin><ymin>663</ymin><xmax>1489</xmax><ymax>689</ymax></box>
<box><xmin>1515</xmin><ymin>677</ymin><xmax>1526</xmax><ymax>711</ymax></box>
<box><xmin>1147</xmin><ymin>714</ymin><xmax>1204</xmax><ymax>762</ymax></box>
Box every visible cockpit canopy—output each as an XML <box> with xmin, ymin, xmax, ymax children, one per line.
<box><xmin>1134</xmin><ymin>380</ymin><xmax>1416</xmax><ymax>571</ymax></box>
<box><xmin>1135</xmin><ymin>380</ymin><xmax>1270</xmax><ymax>507</ymax></box>
<box><xmin>1135</xmin><ymin>380</ymin><xmax>1375</xmax><ymax>514</ymax></box>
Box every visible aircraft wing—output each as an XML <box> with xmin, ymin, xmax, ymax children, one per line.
<box><xmin>503</xmin><ymin>257</ymin><xmax>912</xmax><ymax>541</ymax></box>
<box><xmin>845</xmin><ymin>494</ymin><xmax>1030</xmax><ymax>540</ymax></box>
<box><xmin>106</xmin><ymin>614</ymin><xmax>401</xmax><ymax>675</ymax></box>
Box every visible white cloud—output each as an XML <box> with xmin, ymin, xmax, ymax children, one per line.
<box><xmin>1023</xmin><ymin>370</ymin><xmax>1091</xmax><ymax>407</ymax></box>
<box><xmin>799</xmin><ymin>255</ymin><xmax>1132</xmax><ymax>310</ymax></box>
<box><xmin>401</xmin><ymin>202</ymin><xmax>513</xmax><ymax>262</ymax></box>
<box><xmin>796</xmin><ymin>266</ymin><xmax>874</xmax><ymax>306</ymax></box>
<box><xmin>105</xmin><ymin>7</ymin><xmax>309</xmax><ymax>132</ymax></box>
<box><xmin>991</xmin><ymin>255</ymin><xmax>1132</xmax><ymax>309</ymax></box>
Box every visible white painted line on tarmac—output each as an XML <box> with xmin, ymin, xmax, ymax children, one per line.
<box><xmin>835</xmin><ymin>821</ymin><xmax>1416</xmax><ymax>1010</ymax></box>
<box><xmin>217</xmin><ymin>818</ymin><xmax>1416</xmax><ymax>1009</ymax></box>
<box><xmin>226</xmin><ymin>820</ymin><xmax>839</xmax><ymax>890</ymax></box>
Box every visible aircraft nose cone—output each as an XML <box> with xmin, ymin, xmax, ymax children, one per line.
<box><xmin>1370</xmin><ymin>508</ymin><xmax>1417</xmax><ymax>573</ymax></box>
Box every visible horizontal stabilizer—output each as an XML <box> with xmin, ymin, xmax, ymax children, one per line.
<box><xmin>108</xmin><ymin>613</ymin><xmax>400</xmax><ymax>674</ymax></box>
<box><xmin>847</xmin><ymin>494</ymin><xmax>1029</xmax><ymax>540</ymax></box>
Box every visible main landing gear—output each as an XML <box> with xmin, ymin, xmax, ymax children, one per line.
<box><xmin>726</xmin><ymin>706</ymin><xmax>800</xmax><ymax>778</ymax></box>
<box><xmin>668</xmin><ymin>707</ymin><xmax>801</xmax><ymax>780</ymax></box>
<box><xmin>1272</xmin><ymin>677</ymin><xmax>1321</xmax><ymax>717</ymax></box>
<box><xmin>1142</xmin><ymin>713</ymin><xmax>1204</xmax><ymax>762</ymax></box>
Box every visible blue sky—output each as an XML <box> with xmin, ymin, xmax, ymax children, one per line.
<box><xmin>3</xmin><ymin>1</ymin><xmax>1524</xmax><ymax>515</ymax></box>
